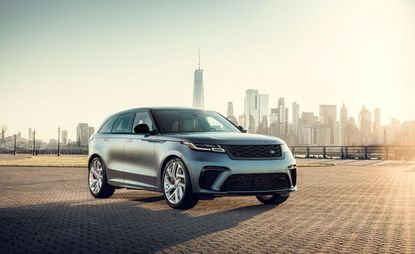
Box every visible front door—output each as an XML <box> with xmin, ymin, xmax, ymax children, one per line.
<box><xmin>123</xmin><ymin>111</ymin><xmax>157</xmax><ymax>189</ymax></box>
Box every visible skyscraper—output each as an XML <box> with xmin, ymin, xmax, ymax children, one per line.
<box><xmin>226</xmin><ymin>102</ymin><xmax>237</xmax><ymax>125</ymax></box>
<box><xmin>237</xmin><ymin>115</ymin><xmax>245</xmax><ymax>128</ymax></box>
<box><xmin>28</xmin><ymin>128</ymin><xmax>32</xmax><ymax>141</ymax></box>
<box><xmin>374</xmin><ymin>108</ymin><xmax>380</xmax><ymax>128</ymax></box>
<box><xmin>319</xmin><ymin>105</ymin><xmax>337</xmax><ymax>125</ymax></box>
<box><xmin>244</xmin><ymin>89</ymin><xmax>259</xmax><ymax>133</ymax></box>
<box><xmin>340</xmin><ymin>103</ymin><xmax>348</xmax><ymax>124</ymax></box>
<box><xmin>347</xmin><ymin>117</ymin><xmax>360</xmax><ymax>145</ymax></box>
<box><xmin>256</xmin><ymin>95</ymin><xmax>270</xmax><ymax>134</ymax></box>
<box><xmin>269</xmin><ymin>108</ymin><xmax>279</xmax><ymax>137</ymax></box>
<box><xmin>277</xmin><ymin>98</ymin><xmax>285</xmax><ymax>137</ymax></box>
<box><xmin>76</xmin><ymin>123</ymin><xmax>94</xmax><ymax>147</ymax></box>
<box><xmin>374</xmin><ymin>108</ymin><xmax>381</xmax><ymax>144</ymax></box>
<box><xmin>61</xmin><ymin>130</ymin><xmax>68</xmax><ymax>145</ymax></box>
<box><xmin>88</xmin><ymin>127</ymin><xmax>95</xmax><ymax>138</ymax></box>
<box><xmin>192</xmin><ymin>51</ymin><xmax>204</xmax><ymax>109</ymax></box>
<box><xmin>256</xmin><ymin>116</ymin><xmax>269</xmax><ymax>135</ymax></box>
<box><xmin>340</xmin><ymin>103</ymin><xmax>348</xmax><ymax>145</ymax></box>
<box><xmin>292</xmin><ymin>102</ymin><xmax>300</xmax><ymax>136</ymax></box>
<box><xmin>258</xmin><ymin>94</ymin><xmax>269</xmax><ymax>126</ymax></box>
<box><xmin>270</xmin><ymin>108</ymin><xmax>278</xmax><ymax>124</ymax></box>
<box><xmin>285</xmin><ymin>108</ymin><xmax>289</xmax><ymax>136</ymax></box>
<box><xmin>227</xmin><ymin>101</ymin><xmax>234</xmax><ymax>117</ymax></box>
<box><xmin>359</xmin><ymin>106</ymin><xmax>372</xmax><ymax>145</ymax></box>
<box><xmin>243</xmin><ymin>89</ymin><xmax>269</xmax><ymax>133</ymax></box>
<box><xmin>299</xmin><ymin>112</ymin><xmax>318</xmax><ymax>145</ymax></box>
<box><xmin>319</xmin><ymin>105</ymin><xmax>337</xmax><ymax>144</ymax></box>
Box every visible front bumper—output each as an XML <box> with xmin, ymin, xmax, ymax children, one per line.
<box><xmin>181</xmin><ymin>150</ymin><xmax>297</xmax><ymax>195</ymax></box>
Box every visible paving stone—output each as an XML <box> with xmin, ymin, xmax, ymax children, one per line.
<box><xmin>0</xmin><ymin>161</ymin><xmax>414</xmax><ymax>253</ymax></box>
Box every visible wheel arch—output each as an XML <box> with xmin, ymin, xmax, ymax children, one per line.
<box><xmin>160</xmin><ymin>154</ymin><xmax>180</xmax><ymax>179</ymax></box>
<box><xmin>88</xmin><ymin>153</ymin><xmax>103</xmax><ymax>169</ymax></box>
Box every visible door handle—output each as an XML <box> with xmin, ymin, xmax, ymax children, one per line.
<box><xmin>126</xmin><ymin>139</ymin><xmax>133</xmax><ymax>143</ymax></box>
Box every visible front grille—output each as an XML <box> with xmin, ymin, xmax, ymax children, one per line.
<box><xmin>220</xmin><ymin>173</ymin><xmax>290</xmax><ymax>192</ymax></box>
<box><xmin>223</xmin><ymin>144</ymin><xmax>282</xmax><ymax>160</ymax></box>
<box><xmin>199</xmin><ymin>170</ymin><xmax>221</xmax><ymax>190</ymax></box>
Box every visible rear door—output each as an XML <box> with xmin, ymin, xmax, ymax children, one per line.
<box><xmin>107</xmin><ymin>113</ymin><xmax>135</xmax><ymax>186</ymax></box>
<box><xmin>123</xmin><ymin>110</ymin><xmax>157</xmax><ymax>189</ymax></box>
<box><xmin>97</xmin><ymin>115</ymin><xmax>125</xmax><ymax>186</ymax></box>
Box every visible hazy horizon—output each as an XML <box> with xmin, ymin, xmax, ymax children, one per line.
<box><xmin>1</xmin><ymin>0</ymin><xmax>415</xmax><ymax>140</ymax></box>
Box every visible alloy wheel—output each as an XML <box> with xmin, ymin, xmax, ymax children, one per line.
<box><xmin>163</xmin><ymin>161</ymin><xmax>186</xmax><ymax>204</ymax></box>
<box><xmin>89</xmin><ymin>159</ymin><xmax>103</xmax><ymax>194</ymax></box>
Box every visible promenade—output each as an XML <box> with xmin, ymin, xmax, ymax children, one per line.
<box><xmin>0</xmin><ymin>160</ymin><xmax>414</xmax><ymax>253</ymax></box>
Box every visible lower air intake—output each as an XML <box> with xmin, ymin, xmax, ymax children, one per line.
<box><xmin>220</xmin><ymin>173</ymin><xmax>291</xmax><ymax>192</ymax></box>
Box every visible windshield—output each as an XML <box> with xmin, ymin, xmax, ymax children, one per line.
<box><xmin>152</xmin><ymin>110</ymin><xmax>241</xmax><ymax>134</ymax></box>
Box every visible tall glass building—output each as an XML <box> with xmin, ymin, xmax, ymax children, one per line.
<box><xmin>192</xmin><ymin>53</ymin><xmax>204</xmax><ymax>109</ymax></box>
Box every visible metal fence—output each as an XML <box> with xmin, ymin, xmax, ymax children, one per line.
<box><xmin>0</xmin><ymin>147</ymin><xmax>88</xmax><ymax>155</ymax></box>
<box><xmin>290</xmin><ymin>145</ymin><xmax>415</xmax><ymax>160</ymax></box>
<box><xmin>1</xmin><ymin>145</ymin><xmax>415</xmax><ymax>160</ymax></box>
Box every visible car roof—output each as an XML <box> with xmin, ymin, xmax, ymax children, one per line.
<box><xmin>115</xmin><ymin>107</ymin><xmax>210</xmax><ymax>115</ymax></box>
<box><xmin>106</xmin><ymin>106</ymin><xmax>209</xmax><ymax>118</ymax></box>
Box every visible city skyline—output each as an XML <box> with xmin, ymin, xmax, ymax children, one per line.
<box><xmin>1</xmin><ymin>0</ymin><xmax>415</xmax><ymax>140</ymax></box>
<box><xmin>0</xmin><ymin>92</ymin><xmax>411</xmax><ymax>145</ymax></box>
<box><xmin>232</xmin><ymin>90</ymin><xmax>414</xmax><ymax>146</ymax></box>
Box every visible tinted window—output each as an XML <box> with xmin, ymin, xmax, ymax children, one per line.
<box><xmin>132</xmin><ymin>111</ymin><xmax>155</xmax><ymax>132</ymax></box>
<box><xmin>152</xmin><ymin>110</ymin><xmax>240</xmax><ymax>134</ymax></box>
<box><xmin>99</xmin><ymin>116</ymin><xmax>117</xmax><ymax>133</ymax></box>
<box><xmin>111</xmin><ymin>113</ymin><xmax>134</xmax><ymax>133</ymax></box>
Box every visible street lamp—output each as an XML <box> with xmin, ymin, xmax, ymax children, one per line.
<box><xmin>57</xmin><ymin>127</ymin><xmax>61</xmax><ymax>156</ymax></box>
<box><xmin>32</xmin><ymin>130</ymin><xmax>36</xmax><ymax>156</ymax></box>
<box><xmin>13</xmin><ymin>134</ymin><xmax>17</xmax><ymax>155</ymax></box>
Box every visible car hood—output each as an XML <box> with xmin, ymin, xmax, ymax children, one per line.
<box><xmin>162</xmin><ymin>132</ymin><xmax>285</xmax><ymax>145</ymax></box>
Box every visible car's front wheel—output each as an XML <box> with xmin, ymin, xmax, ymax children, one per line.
<box><xmin>88</xmin><ymin>157</ymin><xmax>115</xmax><ymax>198</ymax></box>
<box><xmin>256</xmin><ymin>194</ymin><xmax>289</xmax><ymax>205</ymax></box>
<box><xmin>162</xmin><ymin>158</ymin><xmax>199</xmax><ymax>209</ymax></box>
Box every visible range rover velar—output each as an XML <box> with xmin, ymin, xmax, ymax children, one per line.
<box><xmin>88</xmin><ymin>107</ymin><xmax>297</xmax><ymax>209</ymax></box>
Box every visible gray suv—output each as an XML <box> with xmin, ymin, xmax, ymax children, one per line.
<box><xmin>88</xmin><ymin>107</ymin><xmax>297</xmax><ymax>209</ymax></box>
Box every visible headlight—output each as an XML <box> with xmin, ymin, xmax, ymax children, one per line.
<box><xmin>182</xmin><ymin>142</ymin><xmax>226</xmax><ymax>153</ymax></box>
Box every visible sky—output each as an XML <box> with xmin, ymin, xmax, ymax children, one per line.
<box><xmin>1</xmin><ymin>0</ymin><xmax>415</xmax><ymax>140</ymax></box>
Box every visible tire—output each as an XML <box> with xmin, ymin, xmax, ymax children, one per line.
<box><xmin>88</xmin><ymin>156</ymin><xmax>115</xmax><ymax>198</ymax></box>
<box><xmin>256</xmin><ymin>194</ymin><xmax>289</xmax><ymax>205</ymax></box>
<box><xmin>162</xmin><ymin>158</ymin><xmax>199</xmax><ymax>209</ymax></box>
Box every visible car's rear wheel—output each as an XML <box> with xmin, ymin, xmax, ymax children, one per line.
<box><xmin>256</xmin><ymin>194</ymin><xmax>289</xmax><ymax>205</ymax></box>
<box><xmin>162</xmin><ymin>158</ymin><xmax>199</xmax><ymax>209</ymax></box>
<box><xmin>88</xmin><ymin>157</ymin><xmax>115</xmax><ymax>198</ymax></box>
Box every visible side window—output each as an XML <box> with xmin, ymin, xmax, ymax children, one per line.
<box><xmin>99</xmin><ymin>116</ymin><xmax>117</xmax><ymax>133</ymax></box>
<box><xmin>132</xmin><ymin>111</ymin><xmax>154</xmax><ymax>132</ymax></box>
<box><xmin>111</xmin><ymin>113</ymin><xmax>134</xmax><ymax>133</ymax></box>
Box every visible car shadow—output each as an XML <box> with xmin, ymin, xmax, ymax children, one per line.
<box><xmin>0</xmin><ymin>196</ymin><xmax>275</xmax><ymax>253</ymax></box>
<box><xmin>132</xmin><ymin>195</ymin><xmax>165</xmax><ymax>203</ymax></box>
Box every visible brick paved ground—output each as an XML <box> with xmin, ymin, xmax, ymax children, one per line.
<box><xmin>0</xmin><ymin>160</ymin><xmax>414</xmax><ymax>253</ymax></box>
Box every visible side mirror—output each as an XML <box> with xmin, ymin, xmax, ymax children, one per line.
<box><xmin>237</xmin><ymin>125</ymin><xmax>247</xmax><ymax>133</ymax></box>
<box><xmin>134</xmin><ymin>124</ymin><xmax>150</xmax><ymax>134</ymax></box>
